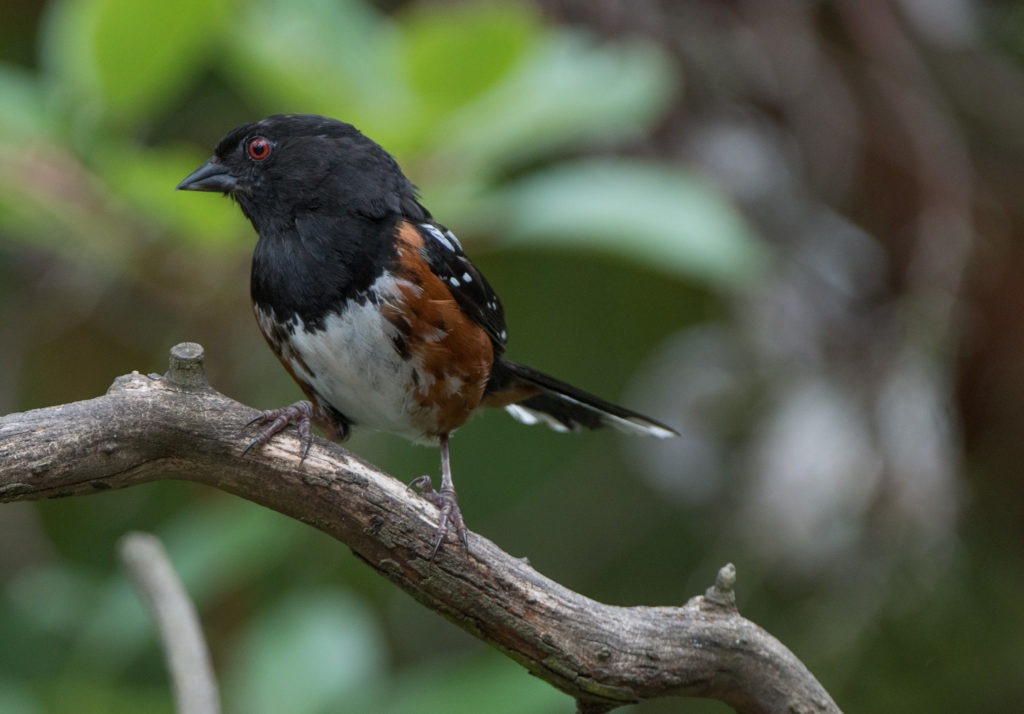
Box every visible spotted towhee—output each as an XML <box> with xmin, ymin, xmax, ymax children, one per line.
<box><xmin>178</xmin><ymin>114</ymin><xmax>677</xmax><ymax>556</ymax></box>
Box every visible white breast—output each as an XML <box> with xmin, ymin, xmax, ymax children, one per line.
<box><xmin>255</xmin><ymin>274</ymin><xmax>437</xmax><ymax>442</ymax></box>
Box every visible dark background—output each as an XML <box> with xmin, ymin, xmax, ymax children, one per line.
<box><xmin>2</xmin><ymin>0</ymin><xmax>1023</xmax><ymax>712</ymax></box>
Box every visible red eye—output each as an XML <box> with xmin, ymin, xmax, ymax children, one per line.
<box><xmin>247</xmin><ymin>137</ymin><xmax>271</xmax><ymax>160</ymax></box>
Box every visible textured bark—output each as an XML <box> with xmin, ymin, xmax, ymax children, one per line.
<box><xmin>0</xmin><ymin>343</ymin><xmax>840</xmax><ymax>713</ymax></box>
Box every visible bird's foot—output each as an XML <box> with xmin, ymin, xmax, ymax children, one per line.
<box><xmin>408</xmin><ymin>475</ymin><xmax>469</xmax><ymax>558</ymax></box>
<box><xmin>243</xmin><ymin>400</ymin><xmax>314</xmax><ymax>459</ymax></box>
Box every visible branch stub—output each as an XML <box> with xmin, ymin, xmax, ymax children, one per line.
<box><xmin>704</xmin><ymin>562</ymin><xmax>738</xmax><ymax>609</ymax></box>
<box><xmin>166</xmin><ymin>342</ymin><xmax>210</xmax><ymax>391</ymax></box>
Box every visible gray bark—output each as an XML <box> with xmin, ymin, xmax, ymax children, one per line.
<box><xmin>118</xmin><ymin>531</ymin><xmax>221</xmax><ymax>714</ymax></box>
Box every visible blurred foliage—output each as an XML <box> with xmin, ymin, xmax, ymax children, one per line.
<box><xmin>1</xmin><ymin>0</ymin><xmax>1024</xmax><ymax>713</ymax></box>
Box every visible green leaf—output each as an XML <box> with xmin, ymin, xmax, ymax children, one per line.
<box><xmin>65</xmin><ymin>502</ymin><xmax>305</xmax><ymax>674</ymax></box>
<box><xmin>44</xmin><ymin>678</ymin><xmax>174</xmax><ymax>714</ymax></box>
<box><xmin>41</xmin><ymin>0</ymin><xmax>231</xmax><ymax>121</ymax></box>
<box><xmin>99</xmin><ymin>146</ymin><xmax>251</xmax><ymax>248</ymax></box>
<box><xmin>488</xmin><ymin>159</ymin><xmax>768</xmax><ymax>287</ymax></box>
<box><xmin>39</xmin><ymin>0</ymin><xmax>103</xmax><ymax>105</ymax></box>
<box><xmin>6</xmin><ymin>565</ymin><xmax>100</xmax><ymax>634</ymax></box>
<box><xmin>225</xmin><ymin>590</ymin><xmax>387</xmax><ymax>714</ymax></box>
<box><xmin>398</xmin><ymin>2</ymin><xmax>537</xmax><ymax>119</ymax></box>
<box><xmin>0</xmin><ymin>682</ymin><xmax>43</xmax><ymax>714</ymax></box>
<box><xmin>434</xmin><ymin>33</ymin><xmax>678</xmax><ymax>179</ymax></box>
<box><xmin>224</xmin><ymin>0</ymin><xmax>412</xmax><ymax>146</ymax></box>
<box><xmin>154</xmin><ymin>500</ymin><xmax>307</xmax><ymax>601</ymax></box>
<box><xmin>0</xmin><ymin>64</ymin><xmax>50</xmax><ymax>140</ymax></box>
<box><xmin>91</xmin><ymin>0</ymin><xmax>232</xmax><ymax>119</ymax></box>
<box><xmin>360</xmin><ymin>652</ymin><xmax>567</xmax><ymax>714</ymax></box>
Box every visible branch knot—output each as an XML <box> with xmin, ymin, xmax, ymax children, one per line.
<box><xmin>704</xmin><ymin>562</ymin><xmax>738</xmax><ymax>610</ymax></box>
<box><xmin>165</xmin><ymin>342</ymin><xmax>211</xmax><ymax>391</ymax></box>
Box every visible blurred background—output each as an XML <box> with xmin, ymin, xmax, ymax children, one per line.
<box><xmin>2</xmin><ymin>0</ymin><xmax>1023</xmax><ymax>711</ymax></box>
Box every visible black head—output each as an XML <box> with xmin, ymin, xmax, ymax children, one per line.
<box><xmin>177</xmin><ymin>114</ymin><xmax>421</xmax><ymax>230</ymax></box>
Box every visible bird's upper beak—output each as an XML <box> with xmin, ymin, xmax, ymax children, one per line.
<box><xmin>176</xmin><ymin>157</ymin><xmax>238</xmax><ymax>193</ymax></box>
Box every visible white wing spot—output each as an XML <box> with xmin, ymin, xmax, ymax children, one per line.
<box><xmin>448</xmin><ymin>276</ymin><xmax>460</xmax><ymax>287</ymax></box>
<box><xmin>422</xmin><ymin>223</ymin><xmax>456</xmax><ymax>252</ymax></box>
<box><xmin>462</xmin><ymin>272</ymin><xmax>472</xmax><ymax>283</ymax></box>
<box><xmin>444</xmin><ymin>230</ymin><xmax>464</xmax><ymax>251</ymax></box>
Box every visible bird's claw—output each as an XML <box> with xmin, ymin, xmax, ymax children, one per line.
<box><xmin>242</xmin><ymin>401</ymin><xmax>314</xmax><ymax>459</ymax></box>
<box><xmin>408</xmin><ymin>475</ymin><xmax>469</xmax><ymax>558</ymax></box>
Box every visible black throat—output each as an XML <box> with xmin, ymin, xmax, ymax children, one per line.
<box><xmin>250</xmin><ymin>210</ymin><xmax>399</xmax><ymax>331</ymax></box>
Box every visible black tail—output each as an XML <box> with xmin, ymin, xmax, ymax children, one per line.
<box><xmin>485</xmin><ymin>360</ymin><xmax>677</xmax><ymax>438</ymax></box>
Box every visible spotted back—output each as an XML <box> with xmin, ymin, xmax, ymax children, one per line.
<box><xmin>414</xmin><ymin>222</ymin><xmax>508</xmax><ymax>352</ymax></box>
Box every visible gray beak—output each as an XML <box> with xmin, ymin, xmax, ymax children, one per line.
<box><xmin>177</xmin><ymin>157</ymin><xmax>238</xmax><ymax>193</ymax></box>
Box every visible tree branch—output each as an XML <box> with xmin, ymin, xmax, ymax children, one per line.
<box><xmin>118</xmin><ymin>531</ymin><xmax>221</xmax><ymax>714</ymax></box>
<box><xmin>0</xmin><ymin>343</ymin><xmax>841</xmax><ymax>713</ymax></box>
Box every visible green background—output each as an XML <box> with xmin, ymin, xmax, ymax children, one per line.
<box><xmin>2</xmin><ymin>1</ymin><xmax>1023</xmax><ymax>712</ymax></box>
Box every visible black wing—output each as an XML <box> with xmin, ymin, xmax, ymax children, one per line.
<box><xmin>414</xmin><ymin>221</ymin><xmax>508</xmax><ymax>353</ymax></box>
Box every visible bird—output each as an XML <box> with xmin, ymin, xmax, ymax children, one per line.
<box><xmin>177</xmin><ymin>114</ymin><xmax>677</xmax><ymax>557</ymax></box>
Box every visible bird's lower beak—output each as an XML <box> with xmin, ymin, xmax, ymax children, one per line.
<box><xmin>177</xmin><ymin>157</ymin><xmax>238</xmax><ymax>193</ymax></box>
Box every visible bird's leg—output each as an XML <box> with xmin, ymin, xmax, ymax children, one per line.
<box><xmin>408</xmin><ymin>433</ymin><xmax>469</xmax><ymax>558</ymax></box>
<box><xmin>243</xmin><ymin>400</ymin><xmax>316</xmax><ymax>458</ymax></box>
<box><xmin>243</xmin><ymin>400</ymin><xmax>351</xmax><ymax>459</ymax></box>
